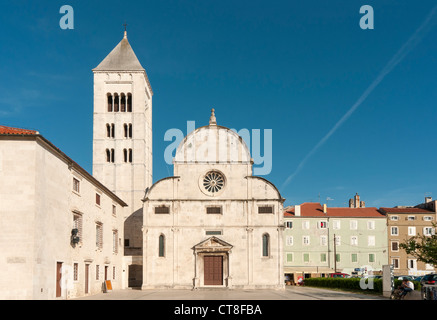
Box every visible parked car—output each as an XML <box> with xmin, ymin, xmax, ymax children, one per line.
<box><xmin>396</xmin><ymin>275</ymin><xmax>415</xmax><ymax>281</ymax></box>
<box><xmin>328</xmin><ymin>273</ymin><xmax>350</xmax><ymax>278</ymax></box>
<box><xmin>420</xmin><ymin>274</ymin><xmax>437</xmax><ymax>300</ymax></box>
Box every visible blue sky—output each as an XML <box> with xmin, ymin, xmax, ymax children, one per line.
<box><xmin>1</xmin><ymin>1</ymin><xmax>436</xmax><ymax>208</ymax></box>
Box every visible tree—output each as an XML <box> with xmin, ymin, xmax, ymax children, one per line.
<box><xmin>399</xmin><ymin>223</ymin><xmax>437</xmax><ymax>265</ymax></box>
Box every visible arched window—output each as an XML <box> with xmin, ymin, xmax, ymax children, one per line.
<box><xmin>114</xmin><ymin>94</ymin><xmax>119</xmax><ymax>112</ymax></box>
<box><xmin>123</xmin><ymin>149</ymin><xmax>127</xmax><ymax>163</ymax></box>
<box><xmin>106</xmin><ymin>124</ymin><xmax>111</xmax><ymax>138</ymax></box>
<box><xmin>124</xmin><ymin>124</ymin><xmax>128</xmax><ymax>138</ymax></box>
<box><xmin>127</xmin><ymin>93</ymin><xmax>132</xmax><ymax>112</ymax></box>
<box><xmin>106</xmin><ymin>149</ymin><xmax>111</xmax><ymax>163</ymax></box>
<box><xmin>120</xmin><ymin>94</ymin><xmax>126</xmax><ymax>112</ymax></box>
<box><xmin>262</xmin><ymin>234</ymin><xmax>270</xmax><ymax>257</ymax></box>
<box><xmin>159</xmin><ymin>234</ymin><xmax>165</xmax><ymax>257</ymax></box>
<box><xmin>107</xmin><ymin>94</ymin><xmax>113</xmax><ymax>112</ymax></box>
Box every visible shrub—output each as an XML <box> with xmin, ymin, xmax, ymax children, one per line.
<box><xmin>303</xmin><ymin>277</ymin><xmax>383</xmax><ymax>293</ymax></box>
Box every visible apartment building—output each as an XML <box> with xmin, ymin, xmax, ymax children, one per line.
<box><xmin>379</xmin><ymin>204</ymin><xmax>436</xmax><ymax>277</ymax></box>
<box><xmin>283</xmin><ymin>200</ymin><xmax>388</xmax><ymax>283</ymax></box>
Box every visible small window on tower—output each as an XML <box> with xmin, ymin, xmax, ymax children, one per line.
<box><xmin>107</xmin><ymin>93</ymin><xmax>113</xmax><ymax>112</ymax></box>
<box><xmin>127</xmin><ymin>93</ymin><xmax>132</xmax><ymax>112</ymax></box>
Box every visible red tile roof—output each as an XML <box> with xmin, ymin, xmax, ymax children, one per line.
<box><xmin>379</xmin><ymin>207</ymin><xmax>434</xmax><ymax>214</ymax></box>
<box><xmin>284</xmin><ymin>202</ymin><xmax>385</xmax><ymax>218</ymax></box>
<box><xmin>0</xmin><ymin>125</ymin><xmax>38</xmax><ymax>135</ymax></box>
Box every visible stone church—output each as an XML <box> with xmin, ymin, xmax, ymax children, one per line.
<box><xmin>141</xmin><ymin>110</ymin><xmax>285</xmax><ymax>289</ymax></box>
<box><xmin>93</xmin><ymin>30</ymin><xmax>284</xmax><ymax>289</ymax></box>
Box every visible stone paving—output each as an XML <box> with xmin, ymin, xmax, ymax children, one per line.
<box><xmin>73</xmin><ymin>285</ymin><xmax>387</xmax><ymax>300</ymax></box>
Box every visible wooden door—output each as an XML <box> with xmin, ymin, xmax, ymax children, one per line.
<box><xmin>56</xmin><ymin>262</ymin><xmax>62</xmax><ymax>298</ymax></box>
<box><xmin>85</xmin><ymin>264</ymin><xmax>89</xmax><ymax>294</ymax></box>
<box><xmin>204</xmin><ymin>256</ymin><xmax>223</xmax><ymax>285</ymax></box>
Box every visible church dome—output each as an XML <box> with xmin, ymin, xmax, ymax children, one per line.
<box><xmin>174</xmin><ymin>109</ymin><xmax>252</xmax><ymax>164</ymax></box>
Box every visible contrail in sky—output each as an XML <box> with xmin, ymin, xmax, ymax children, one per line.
<box><xmin>280</xmin><ymin>6</ymin><xmax>437</xmax><ymax>191</ymax></box>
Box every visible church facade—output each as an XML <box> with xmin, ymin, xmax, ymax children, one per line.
<box><xmin>141</xmin><ymin>111</ymin><xmax>285</xmax><ymax>289</ymax></box>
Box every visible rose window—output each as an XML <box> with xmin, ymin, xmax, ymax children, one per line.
<box><xmin>203</xmin><ymin>171</ymin><xmax>225</xmax><ymax>194</ymax></box>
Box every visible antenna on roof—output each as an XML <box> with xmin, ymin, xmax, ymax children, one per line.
<box><xmin>123</xmin><ymin>22</ymin><xmax>128</xmax><ymax>38</ymax></box>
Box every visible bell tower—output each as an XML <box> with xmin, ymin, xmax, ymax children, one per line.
<box><xmin>92</xmin><ymin>30</ymin><xmax>153</xmax><ymax>283</ymax></box>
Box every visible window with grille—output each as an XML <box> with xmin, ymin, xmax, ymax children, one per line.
<box><xmin>96</xmin><ymin>265</ymin><xmax>100</xmax><ymax>280</ymax></box>
<box><xmin>113</xmin><ymin>230</ymin><xmax>118</xmax><ymax>254</ymax></box>
<box><xmin>206</xmin><ymin>206</ymin><xmax>222</xmax><ymax>214</ymax></box>
<box><xmin>258</xmin><ymin>206</ymin><xmax>274</xmax><ymax>214</ymax></box>
<box><xmin>96</xmin><ymin>223</ymin><xmax>103</xmax><ymax>250</ymax></box>
<box><xmin>205</xmin><ymin>230</ymin><xmax>222</xmax><ymax>235</ymax></box>
<box><xmin>73</xmin><ymin>263</ymin><xmax>78</xmax><ymax>281</ymax></box>
<box><xmin>154</xmin><ymin>206</ymin><xmax>170</xmax><ymax>214</ymax></box>
<box><xmin>73</xmin><ymin>212</ymin><xmax>83</xmax><ymax>243</ymax></box>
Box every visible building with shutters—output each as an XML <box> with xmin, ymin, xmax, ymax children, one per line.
<box><xmin>141</xmin><ymin>110</ymin><xmax>285</xmax><ymax>289</ymax></box>
<box><xmin>283</xmin><ymin>201</ymin><xmax>388</xmax><ymax>283</ymax></box>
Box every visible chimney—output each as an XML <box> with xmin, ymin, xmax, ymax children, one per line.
<box><xmin>425</xmin><ymin>196</ymin><xmax>432</xmax><ymax>204</ymax></box>
<box><xmin>294</xmin><ymin>205</ymin><xmax>301</xmax><ymax>217</ymax></box>
<box><xmin>323</xmin><ymin>204</ymin><xmax>327</xmax><ymax>214</ymax></box>
<box><xmin>354</xmin><ymin>193</ymin><xmax>360</xmax><ymax>208</ymax></box>
<box><xmin>360</xmin><ymin>201</ymin><xmax>365</xmax><ymax>208</ymax></box>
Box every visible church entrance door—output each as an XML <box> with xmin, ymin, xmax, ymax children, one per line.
<box><xmin>204</xmin><ymin>256</ymin><xmax>223</xmax><ymax>285</ymax></box>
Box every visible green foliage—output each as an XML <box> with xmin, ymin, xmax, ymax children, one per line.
<box><xmin>304</xmin><ymin>278</ymin><xmax>421</xmax><ymax>294</ymax></box>
<box><xmin>399</xmin><ymin>223</ymin><xmax>437</xmax><ymax>265</ymax></box>
<box><xmin>304</xmin><ymin>278</ymin><xmax>383</xmax><ymax>293</ymax></box>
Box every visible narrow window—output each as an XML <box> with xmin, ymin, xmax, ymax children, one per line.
<box><xmin>96</xmin><ymin>265</ymin><xmax>100</xmax><ymax>280</ymax></box>
<box><xmin>123</xmin><ymin>149</ymin><xmax>127</xmax><ymax>163</ymax></box>
<box><xmin>112</xmin><ymin>205</ymin><xmax>116</xmax><ymax>217</ymax></box>
<box><xmin>114</xmin><ymin>94</ymin><xmax>119</xmax><ymax>112</ymax></box>
<box><xmin>111</xmin><ymin>149</ymin><xmax>115</xmax><ymax>163</ymax></box>
<box><xmin>369</xmin><ymin>254</ymin><xmax>375</xmax><ymax>263</ymax></box>
<box><xmin>96</xmin><ymin>193</ymin><xmax>101</xmax><ymax>206</ymax></box>
<box><xmin>73</xmin><ymin>263</ymin><xmax>78</xmax><ymax>281</ymax></box>
<box><xmin>73</xmin><ymin>212</ymin><xmax>83</xmax><ymax>242</ymax></box>
<box><xmin>391</xmin><ymin>241</ymin><xmax>399</xmax><ymax>251</ymax></box>
<box><xmin>127</xmin><ymin>93</ymin><xmax>132</xmax><ymax>112</ymax></box>
<box><xmin>113</xmin><ymin>230</ymin><xmax>118</xmax><ymax>254</ymax></box>
<box><xmin>262</xmin><ymin>234</ymin><xmax>269</xmax><ymax>257</ymax></box>
<box><xmin>351</xmin><ymin>254</ymin><xmax>358</xmax><ymax>263</ymax></box>
<box><xmin>120</xmin><ymin>93</ymin><xmax>126</xmax><ymax>112</ymax></box>
<box><xmin>96</xmin><ymin>223</ymin><xmax>103</xmax><ymax>250</ymax></box>
<box><xmin>129</xmin><ymin>149</ymin><xmax>132</xmax><ymax>163</ymax></box>
<box><xmin>106</xmin><ymin>124</ymin><xmax>111</xmax><ymax>138</ymax></box>
<box><xmin>107</xmin><ymin>94</ymin><xmax>113</xmax><ymax>112</ymax></box>
<box><xmin>124</xmin><ymin>124</ymin><xmax>128</xmax><ymax>138</ymax></box>
<box><xmin>111</xmin><ymin>124</ymin><xmax>115</xmax><ymax>138</ymax></box>
<box><xmin>159</xmin><ymin>234</ymin><xmax>165</xmax><ymax>257</ymax></box>
<box><xmin>129</xmin><ymin>124</ymin><xmax>132</xmax><ymax>138</ymax></box>
<box><xmin>113</xmin><ymin>266</ymin><xmax>116</xmax><ymax>280</ymax></box>
<box><xmin>106</xmin><ymin>149</ymin><xmax>111</xmax><ymax>163</ymax></box>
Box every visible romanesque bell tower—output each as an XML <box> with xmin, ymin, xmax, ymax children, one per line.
<box><xmin>92</xmin><ymin>30</ymin><xmax>152</xmax><ymax>285</ymax></box>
